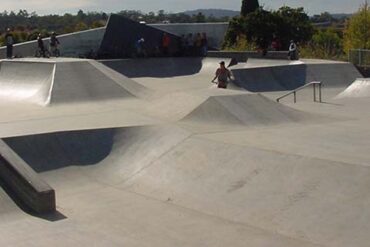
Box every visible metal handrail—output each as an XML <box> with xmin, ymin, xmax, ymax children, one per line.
<box><xmin>276</xmin><ymin>81</ymin><xmax>322</xmax><ymax>103</ymax></box>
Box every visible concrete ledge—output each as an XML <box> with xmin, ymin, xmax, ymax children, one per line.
<box><xmin>0</xmin><ymin>140</ymin><xmax>55</xmax><ymax>214</ymax></box>
<box><xmin>208</xmin><ymin>51</ymin><xmax>289</xmax><ymax>62</ymax></box>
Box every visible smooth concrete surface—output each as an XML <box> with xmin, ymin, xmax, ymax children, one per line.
<box><xmin>0</xmin><ymin>57</ymin><xmax>369</xmax><ymax>247</ymax></box>
<box><xmin>0</xmin><ymin>58</ymin><xmax>149</xmax><ymax>105</ymax></box>
<box><xmin>232</xmin><ymin>60</ymin><xmax>362</xmax><ymax>92</ymax></box>
<box><xmin>336</xmin><ymin>78</ymin><xmax>370</xmax><ymax>99</ymax></box>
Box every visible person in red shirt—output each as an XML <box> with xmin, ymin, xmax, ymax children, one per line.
<box><xmin>212</xmin><ymin>61</ymin><xmax>232</xmax><ymax>89</ymax></box>
<box><xmin>162</xmin><ymin>33</ymin><xmax>171</xmax><ymax>56</ymax></box>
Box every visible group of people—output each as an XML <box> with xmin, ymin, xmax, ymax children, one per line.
<box><xmin>134</xmin><ymin>32</ymin><xmax>209</xmax><ymax>58</ymax></box>
<box><xmin>36</xmin><ymin>32</ymin><xmax>60</xmax><ymax>58</ymax></box>
<box><xmin>3</xmin><ymin>28</ymin><xmax>60</xmax><ymax>59</ymax></box>
<box><xmin>134</xmin><ymin>33</ymin><xmax>174</xmax><ymax>58</ymax></box>
<box><xmin>258</xmin><ymin>38</ymin><xmax>299</xmax><ymax>60</ymax></box>
<box><xmin>180</xmin><ymin>32</ymin><xmax>208</xmax><ymax>56</ymax></box>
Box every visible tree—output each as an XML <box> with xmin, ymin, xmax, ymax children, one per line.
<box><xmin>302</xmin><ymin>28</ymin><xmax>343</xmax><ymax>59</ymax></box>
<box><xmin>241</xmin><ymin>0</ymin><xmax>260</xmax><ymax>16</ymax></box>
<box><xmin>311</xmin><ymin>12</ymin><xmax>334</xmax><ymax>23</ymax></box>
<box><xmin>194</xmin><ymin>12</ymin><xmax>206</xmax><ymax>23</ymax></box>
<box><xmin>223</xmin><ymin>17</ymin><xmax>247</xmax><ymax>48</ymax></box>
<box><xmin>224</xmin><ymin>5</ymin><xmax>313</xmax><ymax>50</ymax></box>
<box><xmin>274</xmin><ymin>6</ymin><xmax>314</xmax><ymax>48</ymax></box>
<box><xmin>344</xmin><ymin>1</ymin><xmax>370</xmax><ymax>52</ymax></box>
<box><xmin>244</xmin><ymin>8</ymin><xmax>277</xmax><ymax>49</ymax></box>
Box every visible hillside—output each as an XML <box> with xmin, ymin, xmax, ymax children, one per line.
<box><xmin>182</xmin><ymin>9</ymin><xmax>239</xmax><ymax>18</ymax></box>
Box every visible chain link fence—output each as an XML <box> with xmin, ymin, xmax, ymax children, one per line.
<box><xmin>349</xmin><ymin>49</ymin><xmax>370</xmax><ymax>67</ymax></box>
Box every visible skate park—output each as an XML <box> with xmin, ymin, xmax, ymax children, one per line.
<box><xmin>1</xmin><ymin>15</ymin><xmax>370</xmax><ymax>247</ymax></box>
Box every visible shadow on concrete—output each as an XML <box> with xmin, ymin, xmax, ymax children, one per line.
<box><xmin>0</xmin><ymin>177</ymin><xmax>67</xmax><ymax>221</ymax></box>
<box><xmin>320</xmin><ymin>101</ymin><xmax>344</xmax><ymax>106</ymax></box>
<box><xmin>4</xmin><ymin>128</ymin><xmax>115</xmax><ymax>173</ymax></box>
<box><xmin>99</xmin><ymin>14</ymin><xmax>181</xmax><ymax>59</ymax></box>
<box><xmin>34</xmin><ymin>210</ymin><xmax>67</xmax><ymax>222</ymax></box>
<box><xmin>101</xmin><ymin>57</ymin><xmax>204</xmax><ymax>78</ymax></box>
<box><xmin>232</xmin><ymin>64</ymin><xmax>307</xmax><ymax>92</ymax></box>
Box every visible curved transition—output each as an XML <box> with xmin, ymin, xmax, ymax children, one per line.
<box><xmin>336</xmin><ymin>78</ymin><xmax>370</xmax><ymax>99</ymax></box>
<box><xmin>4</xmin><ymin>125</ymin><xmax>191</xmax><ymax>177</ymax></box>
<box><xmin>0</xmin><ymin>61</ymin><xmax>55</xmax><ymax>105</ymax></box>
<box><xmin>0</xmin><ymin>59</ymin><xmax>150</xmax><ymax>106</ymax></box>
<box><xmin>232</xmin><ymin>62</ymin><xmax>362</xmax><ymax>92</ymax></box>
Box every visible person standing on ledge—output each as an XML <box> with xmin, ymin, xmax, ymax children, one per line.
<box><xmin>5</xmin><ymin>28</ymin><xmax>14</xmax><ymax>59</ymax></box>
<box><xmin>50</xmin><ymin>32</ymin><xmax>60</xmax><ymax>57</ymax></box>
<box><xmin>288</xmin><ymin>40</ymin><xmax>298</xmax><ymax>60</ymax></box>
<box><xmin>212</xmin><ymin>61</ymin><xmax>232</xmax><ymax>89</ymax></box>
<box><xmin>37</xmin><ymin>33</ymin><xmax>47</xmax><ymax>57</ymax></box>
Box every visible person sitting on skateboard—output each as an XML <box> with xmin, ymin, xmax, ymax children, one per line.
<box><xmin>212</xmin><ymin>61</ymin><xmax>232</xmax><ymax>89</ymax></box>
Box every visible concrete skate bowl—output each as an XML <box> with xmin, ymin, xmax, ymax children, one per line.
<box><xmin>101</xmin><ymin>57</ymin><xmax>205</xmax><ymax>78</ymax></box>
<box><xmin>232</xmin><ymin>62</ymin><xmax>362</xmax><ymax>92</ymax></box>
<box><xmin>0</xmin><ymin>59</ymin><xmax>149</xmax><ymax>106</ymax></box>
<box><xmin>181</xmin><ymin>93</ymin><xmax>326</xmax><ymax>130</ymax></box>
<box><xmin>336</xmin><ymin>78</ymin><xmax>370</xmax><ymax>99</ymax></box>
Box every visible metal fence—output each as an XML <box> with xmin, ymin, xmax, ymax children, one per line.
<box><xmin>349</xmin><ymin>49</ymin><xmax>370</xmax><ymax>67</ymax></box>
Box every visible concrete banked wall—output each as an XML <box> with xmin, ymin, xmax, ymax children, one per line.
<box><xmin>0</xmin><ymin>139</ymin><xmax>55</xmax><ymax>214</ymax></box>
<box><xmin>231</xmin><ymin>62</ymin><xmax>363</xmax><ymax>92</ymax></box>
<box><xmin>0</xmin><ymin>27</ymin><xmax>106</xmax><ymax>59</ymax></box>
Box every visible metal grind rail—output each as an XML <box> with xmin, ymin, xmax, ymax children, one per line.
<box><xmin>276</xmin><ymin>81</ymin><xmax>322</xmax><ymax>103</ymax></box>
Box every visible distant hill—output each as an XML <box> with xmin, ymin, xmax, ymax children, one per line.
<box><xmin>182</xmin><ymin>9</ymin><xmax>239</xmax><ymax>18</ymax></box>
<box><xmin>331</xmin><ymin>13</ymin><xmax>352</xmax><ymax>19</ymax></box>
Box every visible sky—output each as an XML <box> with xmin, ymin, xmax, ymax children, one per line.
<box><xmin>0</xmin><ymin>0</ymin><xmax>367</xmax><ymax>15</ymax></box>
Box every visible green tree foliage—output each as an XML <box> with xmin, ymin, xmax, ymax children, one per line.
<box><xmin>223</xmin><ymin>17</ymin><xmax>246</xmax><ymax>48</ymax></box>
<box><xmin>274</xmin><ymin>7</ymin><xmax>314</xmax><ymax>48</ymax></box>
<box><xmin>195</xmin><ymin>12</ymin><xmax>206</xmax><ymax>23</ymax></box>
<box><xmin>244</xmin><ymin>8</ymin><xmax>278</xmax><ymax>49</ymax></box>
<box><xmin>344</xmin><ymin>2</ymin><xmax>370</xmax><ymax>52</ymax></box>
<box><xmin>301</xmin><ymin>28</ymin><xmax>343</xmax><ymax>59</ymax></box>
<box><xmin>241</xmin><ymin>0</ymin><xmax>260</xmax><ymax>17</ymax></box>
<box><xmin>224</xmin><ymin>6</ymin><xmax>313</xmax><ymax>50</ymax></box>
<box><xmin>311</xmin><ymin>12</ymin><xmax>334</xmax><ymax>23</ymax></box>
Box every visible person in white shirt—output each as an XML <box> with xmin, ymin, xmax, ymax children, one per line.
<box><xmin>289</xmin><ymin>40</ymin><xmax>298</xmax><ymax>60</ymax></box>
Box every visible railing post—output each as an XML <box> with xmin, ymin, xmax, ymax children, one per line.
<box><xmin>319</xmin><ymin>83</ymin><xmax>322</xmax><ymax>103</ymax></box>
<box><xmin>313</xmin><ymin>83</ymin><xmax>316</xmax><ymax>102</ymax></box>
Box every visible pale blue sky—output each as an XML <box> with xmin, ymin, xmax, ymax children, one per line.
<box><xmin>0</xmin><ymin>0</ymin><xmax>367</xmax><ymax>15</ymax></box>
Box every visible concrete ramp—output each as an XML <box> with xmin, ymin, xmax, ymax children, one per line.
<box><xmin>182</xmin><ymin>94</ymin><xmax>317</xmax><ymax>126</ymax></box>
<box><xmin>0</xmin><ymin>58</ymin><xmax>150</xmax><ymax>105</ymax></box>
<box><xmin>0</xmin><ymin>61</ymin><xmax>54</xmax><ymax>105</ymax></box>
<box><xmin>5</xmin><ymin>125</ymin><xmax>191</xmax><ymax>183</ymax></box>
<box><xmin>232</xmin><ymin>64</ymin><xmax>306</xmax><ymax>92</ymax></box>
<box><xmin>51</xmin><ymin>61</ymin><xmax>134</xmax><ymax>104</ymax></box>
<box><xmin>336</xmin><ymin>78</ymin><xmax>370</xmax><ymax>99</ymax></box>
<box><xmin>232</xmin><ymin>61</ymin><xmax>362</xmax><ymax>92</ymax></box>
